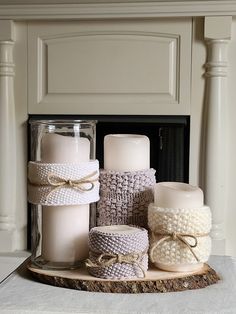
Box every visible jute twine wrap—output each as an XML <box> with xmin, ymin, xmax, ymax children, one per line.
<box><xmin>148</xmin><ymin>204</ymin><xmax>212</xmax><ymax>265</ymax></box>
<box><xmin>86</xmin><ymin>226</ymin><xmax>149</xmax><ymax>279</ymax></box>
<box><xmin>96</xmin><ymin>169</ymin><xmax>156</xmax><ymax>227</ymax></box>
<box><xmin>28</xmin><ymin>160</ymin><xmax>99</xmax><ymax>206</ymax></box>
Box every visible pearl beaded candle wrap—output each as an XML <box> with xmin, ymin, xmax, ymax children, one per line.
<box><xmin>148</xmin><ymin>182</ymin><xmax>212</xmax><ymax>272</ymax></box>
<box><xmin>86</xmin><ymin>225</ymin><xmax>149</xmax><ymax>279</ymax></box>
<box><xmin>104</xmin><ymin>134</ymin><xmax>150</xmax><ymax>171</ymax></box>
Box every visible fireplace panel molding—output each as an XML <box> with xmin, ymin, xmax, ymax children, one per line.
<box><xmin>0</xmin><ymin>1</ymin><xmax>235</xmax><ymax>256</ymax></box>
<box><xmin>28</xmin><ymin>20</ymin><xmax>191</xmax><ymax>115</ymax></box>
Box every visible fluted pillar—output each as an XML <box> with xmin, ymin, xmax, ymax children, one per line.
<box><xmin>204</xmin><ymin>16</ymin><xmax>232</xmax><ymax>254</ymax></box>
<box><xmin>0</xmin><ymin>20</ymin><xmax>16</xmax><ymax>251</ymax></box>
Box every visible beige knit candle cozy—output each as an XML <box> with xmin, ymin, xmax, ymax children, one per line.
<box><xmin>148</xmin><ymin>204</ymin><xmax>212</xmax><ymax>268</ymax></box>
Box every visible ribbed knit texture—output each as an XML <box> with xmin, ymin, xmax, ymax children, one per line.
<box><xmin>96</xmin><ymin>169</ymin><xmax>156</xmax><ymax>227</ymax></box>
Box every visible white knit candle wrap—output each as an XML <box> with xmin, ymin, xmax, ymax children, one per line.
<box><xmin>28</xmin><ymin>160</ymin><xmax>100</xmax><ymax>206</ymax></box>
<box><xmin>87</xmin><ymin>227</ymin><xmax>149</xmax><ymax>279</ymax></box>
<box><xmin>148</xmin><ymin>204</ymin><xmax>212</xmax><ymax>265</ymax></box>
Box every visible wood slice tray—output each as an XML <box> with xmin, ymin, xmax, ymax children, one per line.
<box><xmin>28</xmin><ymin>263</ymin><xmax>220</xmax><ymax>293</ymax></box>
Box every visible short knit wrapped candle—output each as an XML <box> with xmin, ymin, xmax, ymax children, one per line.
<box><xmin>148</xmin><ymin>182</ymin><xmax>212</xmax><ymax>272</ymax></box>
<box><xmin>86</xmin><ymin>225</ymin><xmax>149</xmax><ymax>279</ymax></box>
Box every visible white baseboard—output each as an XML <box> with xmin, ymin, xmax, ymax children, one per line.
<box><xmin>0</xmin><ymin>230</ymin><xmax>16</xmax><ymax>252</ymax></box>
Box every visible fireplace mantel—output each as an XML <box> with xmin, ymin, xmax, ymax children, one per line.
<box><xmin>0</xmin><ymin>0</ymin><xmax>236</xmax><ymax>19</ymax></box>
<box><xmin>0</xmin><ymin>1</ymin><xmax>235</xmax><ymax>256</ymax></box>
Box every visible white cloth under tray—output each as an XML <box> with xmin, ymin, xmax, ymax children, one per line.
<box><xmin>0</xmin><ymin>255</ymin><xmax>236</xmax><ymax>314</ymax></box>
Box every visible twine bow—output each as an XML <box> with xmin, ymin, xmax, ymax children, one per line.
<box><xmin>86</xmin><ymin>250</ymin><xmax>147</xmax><ymax>277</ymax></box>
<box><xmin>149</xmin><ymin>232</ymin><xmax>207</xmax><ymax>263</ymax></box>
<box><xmin>45</xmin><ymin>171</ymin><xmax>98</xmax><ymax>200</ymax></box>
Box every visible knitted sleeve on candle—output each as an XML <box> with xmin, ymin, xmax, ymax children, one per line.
<box><xmin>150</xmin><ymin>234</ymin><xmax>211</xmax><ymax>264</ymax></box>
<box><xmin>28</xmin><ymin>160</ymin><xmax>100</xmax><ymax>205</ymax></box>
<box><xmin>96</xmin><ymin>169</ymin><xmax>156</xmax><ymax>228</ymax></box>
<box><xmin>148</xmin><ymin>204</ymin><xmax>212</xmax><ymax>234</ymax></box>
<box><xmin>87</xmin><ymin>227</ymin><xmax>149</xmax><ymax>279</ymax></box>
<box><xmin>148</xmin><ymin>204</ymin><xmax>212</xmax><ymax>264</ymax></box>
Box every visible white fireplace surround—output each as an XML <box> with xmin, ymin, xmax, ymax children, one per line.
<box><xmin>0</xmin><ymin>0</ymin><xmax>236</xmax><ymax>256</ymax></box>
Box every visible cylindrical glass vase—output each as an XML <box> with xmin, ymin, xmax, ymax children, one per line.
<box><xmin>29</xmin><ymin>120</ymin><xmax>97</xmax><ymax>270</ymax></box>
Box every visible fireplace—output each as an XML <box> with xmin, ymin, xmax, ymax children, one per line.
<box><xmin>0</xmin><ymin>9</ymin><xmax>232</xmax><ymax>255</ymax></box>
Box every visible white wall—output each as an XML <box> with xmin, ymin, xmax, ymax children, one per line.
<box><xmin>189</xmin><ymin>18</ymin><xmax>206</xmax><ymax>188</ymax></box>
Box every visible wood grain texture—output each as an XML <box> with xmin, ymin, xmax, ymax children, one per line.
<box><xmin>28</xmin><ymin>263</ymin><xmax>220</xmax><ymax>293</ymax></box>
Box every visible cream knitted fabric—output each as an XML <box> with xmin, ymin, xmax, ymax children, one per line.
<box><xmin>28</xmin><ymin>160</ymin><xmax>99</xmax><ymax>205</ymax></box>
<box><xmin>87</xmin><ymin>226</ymin><xmax>149</xmax><ymax>279</ymax></box>
<box><xmin>148</xmin><ymin>204</ymin><xmax>212</xmax><ymax>234</ymax></box>
<box><xmin>150</xmin><ymin>233</ymin><xmax>211</xmax><ymax>264</ymax></box>
<box><xmin>96</xmin><ymin>169</ymin><xmax>156</xmax><ymax>227</ymax></box>
<box><xmin>148</xmin><ymin>204</ymin><xmax>212</xmax><ymax>264</ymax></box>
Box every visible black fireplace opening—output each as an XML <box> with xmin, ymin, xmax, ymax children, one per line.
<box><xmin>29</xmin><ymin>115</ymin><xmax>190</xmax><ymax>183</ymax></box>
<box><xmin>96</xmin><ymin>116</ymin><xmax>189</xmax><ymax>182</ymax></box>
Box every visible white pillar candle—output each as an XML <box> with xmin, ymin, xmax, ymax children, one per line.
<box><xmin>104</xmin><ymin>134</ymin><xmax>150</xmax><ymax>171</ymax></box>
<box><xmin>41</xmin><ymin>133</ymin><xmax>90</xmax><ymax>163</ymax></box>
<box><xmin>154</xmin><ymin>182</ymin><xmax>204</xmax><ymax>209</ymax></box>
<box><xmin>41</xmin><ymin>133</ymin><xmax>90</xmax><ymax>264</ymax></box>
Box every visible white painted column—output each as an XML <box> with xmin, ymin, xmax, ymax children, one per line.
<box><xmin>204</xmin><ymin>16</ymin><xmax>232</xmax><ymax>254</ymax></box>
<box><xmin>0</xmin><ymin>20</ymin><xmax>16</xmax><ymax>252</ymax></box>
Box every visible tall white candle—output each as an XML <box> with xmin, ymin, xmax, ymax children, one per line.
<box><xmin>154</xmin><ymin>182</ymin><xmax>204</xmax><ymax>209</ymax></box>
<box><xmin>41</xmin><ymin>133</ymin><xmax>90</xmax><ymax>264</ymax></box>
<box><xmin>104</xmin><ymin>134</ymin><xmax>150</xmax><ymax>171</ymax></box>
